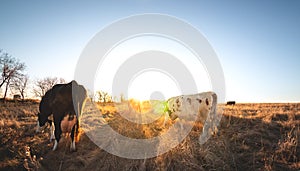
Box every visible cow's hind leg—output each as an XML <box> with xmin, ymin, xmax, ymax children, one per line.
<box><xmin>70</xmin><ymin>124</ymin><xmax>76</xmax><ymax>151</ymax></box>
<box><xmin>53</xmin><ymin>120</ymin><xmax>62</xmax><ymax>151</ymax></box>
<box><xmin>75</xmin><ymin>119</ymin><xmax>80</xmax><ymax>141</ymax></box>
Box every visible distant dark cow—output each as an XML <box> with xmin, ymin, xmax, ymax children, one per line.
<box><xmin>226</xmin><ymin>101</ymin><xmax>236</xmax><ymax>105</ymax></box>
<box><xmin>36</xmin><ymin>80</ymin><xmax>87</xmax><ymax>151</ymax></box>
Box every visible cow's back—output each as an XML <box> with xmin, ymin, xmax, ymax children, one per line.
<box><xmin>52</xmin><ymin>82</ymin><xmax>74</xmax><ymax>114</ymax></box>
<box><xmin>39</xmin><ymin>84</ymin><xmax>66</xmax><ymax>115</ymax></box>
<box><xmin>40</xmin><ymin>80</ymin><xmax>87</xmax><ymax>118</ymax></box>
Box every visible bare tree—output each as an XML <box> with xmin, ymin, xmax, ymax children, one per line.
<box><xmin>96</xmin><ymin>90</ymin><xmax>112</xmax><ymax>103</ymax></box>
<box><xmin>33</xmin><ymin>77</ymin><xmax>65</xmax><ymax>98</ymax></box>
<box><xmin>11</xmin><ymin>74</ymin><xmax>29</xmax><ymax>100</ymax></box>
<box><xmin>0</xmin><ymin>50</ymin><xmax>26</xmax><ymax>100</ymax></box>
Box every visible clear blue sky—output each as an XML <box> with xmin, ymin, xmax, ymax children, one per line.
<box><xmin>0</xmin><ymin>0</ymin><xmax>299</xmax><ymax>102</ymax></box>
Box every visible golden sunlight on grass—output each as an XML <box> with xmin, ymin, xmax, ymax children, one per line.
<box><xmin>0</xmin><ymin>100</ymin><xmax>299</xmax><ymax>170</ymax></box>
<box><xmin>95</xmin><ymin>99</ymin><xmax>175</xmax><ymax>139</ymax></box>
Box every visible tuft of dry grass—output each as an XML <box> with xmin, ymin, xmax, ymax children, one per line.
<box><xmin>23</xmin><ymin>146</ymin><xmax>43</xmax><ymax>171</ymax></box>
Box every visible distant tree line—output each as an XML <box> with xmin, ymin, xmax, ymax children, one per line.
<box><xmin>0</xmin><ymin>49</ymin><xmax>121</xmax><ymax>102</ymax></box>
<box><xmin>32</xmin><ymin>77</ymin><xmax>65</xmax><ymax>98</ymax></box>
<box><xmin>0</xmin><ymin>50</ymin><xmax>66</xmax><ymax>101</ymax></box>
<box><xmin>0</xmin><ymin>50</ymin><xmax>26</xmax><ymax>100</ymax></box>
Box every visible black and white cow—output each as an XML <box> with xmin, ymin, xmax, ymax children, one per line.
<box><xmin>36</xmin><ymin>80</ymin><xmax>87</xmax><ymax>151</ymax></box>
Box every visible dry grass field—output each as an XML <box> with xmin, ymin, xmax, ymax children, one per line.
<box><xmin>0</xmin><ymin>100</ymin><xmax>299</xmax><ymax>171</ymax></box>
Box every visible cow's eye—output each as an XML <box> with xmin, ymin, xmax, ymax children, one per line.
<box><xmin>205</xmin><ymin>98</ymin><xmax>209</xmax><ymax>106</ymax></box>
<box><xmin>196</xmin><ymin>98</ymin><xmax>202</xmax><ymax>103</ymax></box>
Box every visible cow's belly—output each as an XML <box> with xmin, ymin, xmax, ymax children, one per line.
<box><xmin>61</xmin><ymin>115</ymin><xmax>77</xmax><ymax>133</ymax></box>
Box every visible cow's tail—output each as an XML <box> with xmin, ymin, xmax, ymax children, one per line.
<box><xmin>75</xmin><ymin>97</ymin><xmax>87</xmax><ymax>142</ymax></box>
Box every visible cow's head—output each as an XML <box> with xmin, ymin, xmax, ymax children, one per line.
<box><xmin>36</xmin><ymin>112</ymin><xmax>48</xmax><ymax>133</ymax></box>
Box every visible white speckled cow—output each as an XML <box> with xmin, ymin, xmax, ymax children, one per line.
<box><xmin>166</xmin><ymin>91</ymin><xmax>220</xmax><ymax>144</ymax></box>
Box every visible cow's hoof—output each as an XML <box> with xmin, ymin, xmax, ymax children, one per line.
<box><xmin>70</xmin><ymin>141</ymin><xmax>76</xmax><ymax>152</ymax></box>
<box><xmin>70</xmin><ymin>148</ymin><xmax>76</xmax><ymax>152</ymax></box>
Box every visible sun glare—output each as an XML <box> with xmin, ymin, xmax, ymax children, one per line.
<box><xmin>94</xmin><ymin>35</ymin><xmax>212</xmax><ymax>101</ymax></box>
<box><xmin>128</xmin><ymin>69</ymin><xmax>181</xmax><ymax>101</ymax></box>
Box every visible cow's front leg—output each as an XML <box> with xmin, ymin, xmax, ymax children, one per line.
<box><xmin>47</xmin><ymin>119</ymin><xmax>55</xmax><ymax>142</ymax></box>
<box><xmin>53</xmin><ymin>119</ymin><xmax>62</xmax><ymax>151</ymax></box>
